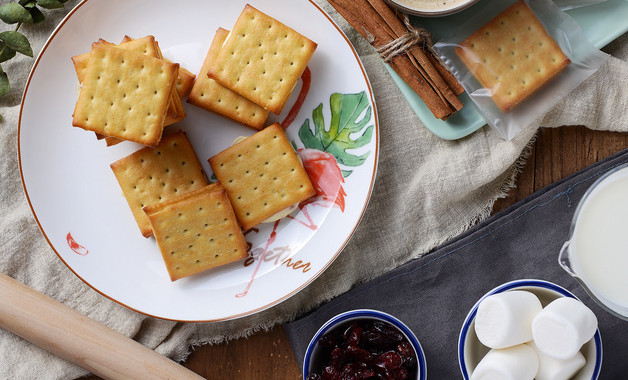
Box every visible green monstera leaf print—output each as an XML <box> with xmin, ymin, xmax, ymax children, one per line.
<box><xmin>298</xmin><ymin>91</ymin><xmax>374</xmax><ymax>177</ymax></box>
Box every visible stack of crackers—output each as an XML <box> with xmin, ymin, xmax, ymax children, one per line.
<box><xmin>79</xmin><ymin>5</ymin><xmax>319</xmax><ymax>281</ymax></box>
<box><xmin>109</xmin><ymin>131</ymin><xmax>248</xmax><ymax>281</ymax></box>
<box><xmin>110</xmin><ymin>124</ymin><xmax>315</xmax><ymax>281</ymax></box>
<box><xmin>188</xmin><ymin>4</ymin><xmax>317</xmax><ymax>130</ymax></box>
<box><xmin>71</xmin><ymin>35</ymin><xmax>196</xmax><ymax>147</ymax></box>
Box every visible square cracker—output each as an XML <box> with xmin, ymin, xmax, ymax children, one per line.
<box><xmin>72</xmin><ymin>44</ymin><xmax>178</xmax><ymax>146</ymax></box>
<box><xmin>144</xmin><ymin>183</ymin><xmax>248</xmax><ymax>281</ymax></box>
<box><xmin>71</xmin><ymin>39</ymin><xmax>114</xmax><ymax>82</ymax></box>
<box><xmin>153</xmin><ymin>40</ymin><xmax>187</xmax><ymax>126</ymax></box>
<box><xmin>75</xmin><ymin>38</ymin><xmax>189</xmax><ymax>147</ymax></box>
<box><xmin>110</xmin><ymin>132</ymin><xmax>208</xmax><ymax>237</ymax></box>
<box><xmin>455</xmin><ymin>1</ymin><xmax>570</xmax><ymax>112</ymax></box>
<box><xmin>72</xmin><ymin>36</ymin><xmax>185</xmax><ymax>131</ymax></box>
<box><xmin>119</xmin><ymin>36</ymin><xmax>186</xmax><ymax>127</ymax></box>
<box><xmin>188</xmin><ymin>28</ymin><xmax>269</xmax><ymax>130</ymax></box>
<box><xmin>206</xmin><ymin>5</ymin><xmax>317</xmax><ymax>115</ymax></box>
<box><xmin>175</xmin><ymin>66</ymin><xmax>196</xmax><ymax>99</ymax></box>
<box><xmin>208</xmin><ymin>123</ymin><xmax>315</xmax><ymax>230</ymax></box>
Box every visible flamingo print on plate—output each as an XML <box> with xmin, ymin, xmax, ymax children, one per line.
<box><xmin>238</xmin><ymin>91</ymin><xmax>374</xmax><ymax>297</ymax></box>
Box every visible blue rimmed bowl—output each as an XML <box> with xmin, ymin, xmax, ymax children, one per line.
<box><xmin>303</xmin><ymin>309</ymin><xmax>427</xmax><ymax>380</ymax></box>
<box><xmin>458</xmin><ymin>279</ymin><xmax>602</xmax><ymax>380</ymax></box>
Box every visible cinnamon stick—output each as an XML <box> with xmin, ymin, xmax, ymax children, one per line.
<box><xmin>328</xmin><ymin>0</ymin><xmax>464</xmax><ymax>119</ymax></box>
<box><xmin>428</xmin><ymin>53</ymin><xmax>465</xmax><ymax>96</ymax></box>
<box><xmin>367</xmin><ymin>0</ymin><xmax>463</xmax><ymax>111</ymax></box>
<box><xmin>365</xmin><ymin>1</ymin><xmax>453</xmax><ymax>107</ymax></box>
<box><xmin>329</xmin><ymin>0</ymin><xmax>452</xmax><ymax>119</ymax></box>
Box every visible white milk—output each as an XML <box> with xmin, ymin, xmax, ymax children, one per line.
<box><xmin>395</xmin><ymin>0</ymin><xmax>470</xmax><ymax>11</ymax></box>
<box><xmin>572</xmin><ymin>172</ymin><xmax>628</xmax><ymax>307</ymax></box>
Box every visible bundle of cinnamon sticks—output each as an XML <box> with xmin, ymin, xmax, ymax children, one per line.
<box><xmin>328</xmin><ymin>0</ymin><xmax>464</xmax><ymax>120</ymax></box>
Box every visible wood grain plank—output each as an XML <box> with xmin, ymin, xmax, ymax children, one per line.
<box><xmin>492</xmin><ymin>138</ymin><xmax>536</xmax><ymax>213</ymax></box>
<box><xmin>535</xmin><ymin>126</ymin><xmax>628</xmax><ymax>191</ymax></box>
<box><xmin>182</xmin><ymin>326</ymin><xmax>302</xmax><ymax>379</ymax></box>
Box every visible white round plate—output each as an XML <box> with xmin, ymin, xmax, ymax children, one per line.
<box><xmin>19</xmin><ymin>0</ymin><xmax>378</xmax><ymax>321</ymax></box>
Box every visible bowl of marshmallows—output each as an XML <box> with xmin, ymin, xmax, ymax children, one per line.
<box><xmin>459</xmin><ymin>279</ymin><xmax>602</xmax><ymax>380</ymax></box>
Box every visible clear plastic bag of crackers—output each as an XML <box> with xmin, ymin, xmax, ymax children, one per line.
<box><xmin>433</xmin><ymin>0</ymin><xmax>608</xmax><ymax>140</ymax></box>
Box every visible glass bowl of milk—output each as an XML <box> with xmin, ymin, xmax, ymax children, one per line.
<box><xmin>383</xmin><ymin>0</ymin><xmax>480</xmax><ymax>17</ymax></box>
<box><xmin>559</xmin><ymin>163</ymin><xmax>628</xmax><ymax>320</ymax></box>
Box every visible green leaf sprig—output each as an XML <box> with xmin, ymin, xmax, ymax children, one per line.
<box><xmin>0</xmin><ymin>0</ymin><xmax>70</xmax><ymax>121</ymax></box>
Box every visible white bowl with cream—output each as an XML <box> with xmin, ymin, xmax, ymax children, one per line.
<box><xmin>383</xmin><ymin>0</ymin><xmax>480</xmax><ymax>17</ymax></box>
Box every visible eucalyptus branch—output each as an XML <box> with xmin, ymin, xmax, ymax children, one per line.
<box><xmin>0</xmin><ymin>0</ymin><xmax>70</xmax><ymax>121</ymax></box>
<box><xmin>0</xmin><ymin>23</ymin><xmax>22</xmax><ymax>59</ymax></box>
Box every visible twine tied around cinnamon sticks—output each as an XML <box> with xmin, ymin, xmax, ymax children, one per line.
<box><xmin>376</xmin><ymin>14</ymin><xmax>432</xmax><ymax>63</ymax></box>
<box><xmin>328</xmin><ymin>0</ymin><xmax>465</xmax><ymax>120</ymax></box>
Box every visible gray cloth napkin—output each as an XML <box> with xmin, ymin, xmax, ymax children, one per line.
<box><xmin>0</xmin><ymin>1</ymin><xmax>627</xmax><ymax>378</ymax></box>
<box><xmin>284</xmin><ymin>147</ymin><xmax>628</xmax><ymax>379</ymax></box>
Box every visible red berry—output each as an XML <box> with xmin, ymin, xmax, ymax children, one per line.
<box><xmin>374</xmin><ymin>351</ymin><xmax>403</xmax><ymax>370</ymax></box>
<box><xmin>330</xmin><ymin>347</ymin><xmax>345</xmax><ymax>370</ymax></box>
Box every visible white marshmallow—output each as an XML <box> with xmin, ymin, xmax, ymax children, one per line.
<box><xmin>470</xmin><ymin>344</ymin><xmax>539</xmax><ymax>380</ymax></box>
<box><xmin>532</xmin><ymin>297</ymin><xmax>597</xmax><ymax>360</ymax></box>
<box><xmin>527</xmin><ymin>341</ymin><xmax>586</xmax><ymax>380</ymax></box>
<box><xmin>474</xmin><ymin>290</ymin><xmax>542</xmax><ymax>349</ymax></box>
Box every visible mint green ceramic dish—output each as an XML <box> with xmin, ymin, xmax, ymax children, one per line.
<box><xmin>390</xmin><ymin>0</ymin><xmax>628</xmax><ymax>140</ymax></box>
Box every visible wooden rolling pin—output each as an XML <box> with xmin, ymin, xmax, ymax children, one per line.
<box><xmin>0</xmin><ymin>273</ymin><xmax>204</xmax><ymax>380</ymax></box>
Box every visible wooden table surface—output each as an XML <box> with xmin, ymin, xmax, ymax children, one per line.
<box><xmin>177</xmin><ymin>126</ymin><xmax>628</xmax><ymax>379</ymax></box>
<box><xmin>78</xmin><ymin>126</ymin><xmax>628</xmax><ymax>379</ymax></box>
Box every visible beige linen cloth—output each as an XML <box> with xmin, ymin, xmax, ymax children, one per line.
<box><xmin>1</xmin><ymin>1</ymin><xmax>627</xmax><ymax>378</ymax></box>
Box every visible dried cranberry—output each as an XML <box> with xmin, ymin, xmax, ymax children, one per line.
<box><xmin>360</xmin><ymin>369</ymin><xmax>376</xmax><ymax>379</ymax></box>
<box><xmin>362</xmin><ymin>322</ymin><xmax>404</xmax><ymax>350</ymax></box>
<box><xmin>345</xmin><ymin>345</ymin><xmax>373</xmax><ymax>364</ymax></box>
<box><xmin>374</xmin><ymin>351</ymin><xmax>403</xmax><ymax>371</ymax></box>
<box><xmin>345</xmin><ymin>324</ymin><xmax>364</xmax><ymax>347</ymax></box>
<box><xmin>319</xmin><ymin>332</ymin><xmax>337</xmax><ymax>348</ymax></box>
<box><xmin>388</xmin><ymin>366</ymin><xmax>409</xmax><ymax>380</ymax></box>
<box><xmin>376</xmin><ymin>322</ymin><xmax>404</xmax><ymax>343</ymax></box>
<box><xmin>330</xmin><ymin>347</ymin><xmax>345</xmax><ymax>370</ymax></box>
<box><xmin>341</xmin><ymin>363</ymin><xmax>376</xmax><ymax>380</ymax></box>
<box><xmin>341</xmin><ymin>363</ymin><xmax>358</xmax><ymax>380</ymax></box>
<box><xmin>397</xmin><ymin>342</ymin><xmax>416</xmax><ymax>363</ymax></box>
<box><xmin>306</xmin><ymin>374</ymin><xmax>323</xmax><ymax>380</ymax></box>
<box><xmin>322</xmin><ymin>365</ymin><xmax>341</xmax><ymax>380</ymax></box>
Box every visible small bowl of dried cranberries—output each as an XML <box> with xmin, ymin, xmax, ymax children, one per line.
<box><xmin>303</xmin><ymin>309</ymin><xmax>426</xmax><ymax>380</ymax></box>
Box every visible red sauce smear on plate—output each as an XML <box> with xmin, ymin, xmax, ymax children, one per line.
<box><xmin>281</xmin><ymin>66</ymin><xmax>311</xmax><ymax>130</ymax></box>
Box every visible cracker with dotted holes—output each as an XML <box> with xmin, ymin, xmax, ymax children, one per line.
<box><xmin>74</xmin><ymin>36</ymin><xmax>184</xmax><ymax>146</ymax></box>
<box><xmin>206</xmin><ymin>5</ymin><xmax>317</xmax><ymax>115</ymax></box>
<box><xmin>455</xmin><ymin>1</ymin><xmax>570</xmax><ymax>113</ymax></box>
<box><xmin>174</xmin><ymin>66</ymin><xmax>196</xmax><ymax>99</ymax></box>
<box><xmin>208</xmin><ymin>123</ymin><xmax>316</xmax><ymax>230</ymax></box>
<box><xmin>110</xmin><ymin>132</ymin><xmax>209</xmax><ymax>237</ymax></box>
<box><xmin>152</xmin><ymin>40</ymin><xmax>196</xmax><ymax>99</ymax></box>
<box><xmin>153</xmin><ymin>40</ymin><xmax>187</xmax><ymax>126</ymax></box>
<box><xmin>75</xmin><ymin>39</ymin><xmax>191</xmax><ymax>147</ymax></box>
<box><xmin>72</xmin><ymin>36</ymin><xmax>186</xmax><ymax>133</ymax></box>
<box><xmin>188</xmin><ymin>28</ymin><xmax>269</xmax><ymax>130</ymax></box>
<box><xmin>71</xmin><ymin>39</ymin><xmax>114</xmax><ymax>82</ymax></box>
<box><xmin>147</xmin><ymin>39</ymin><xmax>196</xmax><ymax>99</ymax></box>
<box><xmin>72</xmin><ymin>44</ymin><xmax>178</xmax><ymax>146</ymax></box>
<box><xmin>119</xmin><ymin>36</ymin><xmax>185</xmax><ymax>127</ymax></box>
<box><xmin>144</xmin><ymin>183</ymin><xmax>248</xmax><ymax>281</ymax></box>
